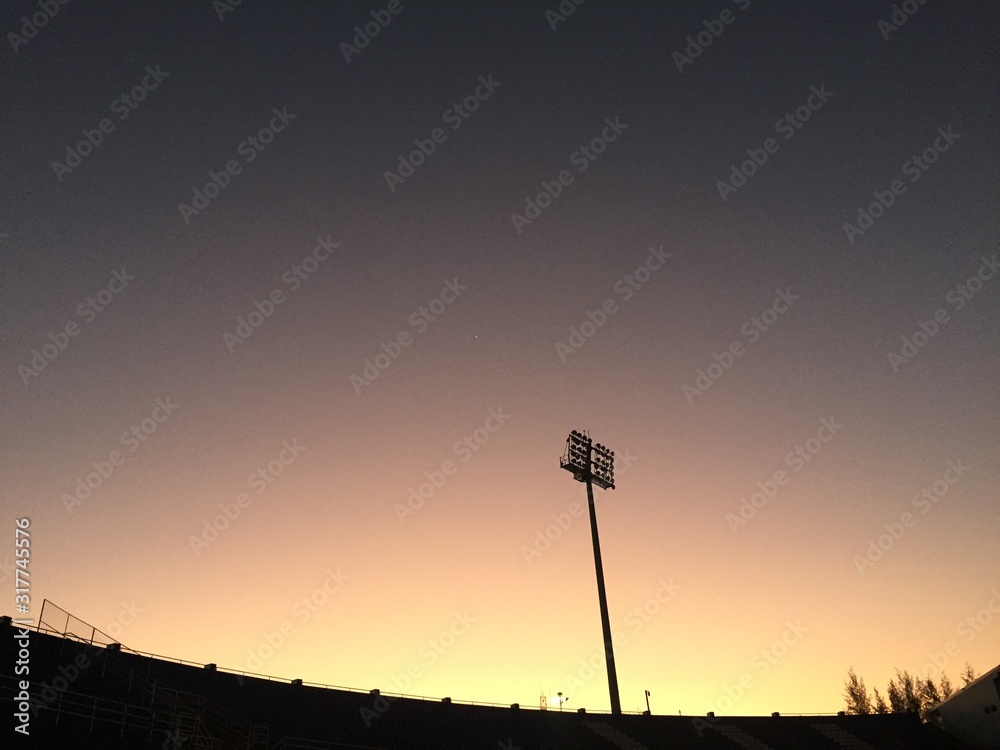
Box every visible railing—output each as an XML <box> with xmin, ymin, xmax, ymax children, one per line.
<box><xmin>37</xmin><ymin>599</ymin><xmax>121</xmax><ymax>648</ymax></box>
<box><xmin>30</xmin><ymin>600</ymin><xmax>262</xmax><ymax>749</ymax></box>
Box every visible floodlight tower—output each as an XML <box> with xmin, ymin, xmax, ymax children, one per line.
<box><xmin>560</xmin><ymin>430</ymin><xmax>621</xmax><ymax>715</ymax></box>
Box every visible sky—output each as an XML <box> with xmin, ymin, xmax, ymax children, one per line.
<box><xmin>1</xmin><ymin>0</ymin><xmax>998</xmax><ymax>719</ymax></box>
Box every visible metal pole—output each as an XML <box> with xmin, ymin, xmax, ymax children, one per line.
<box><xmin>586</xmin><ymin>476</ymin><xmax>621</xmax><ymax>715</ymax></box>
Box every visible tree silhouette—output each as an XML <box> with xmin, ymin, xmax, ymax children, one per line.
<box><xmin>872</xmin><ymin>687</ymin><xmax>889</xmax><ymax>714</ymax></box>
<box><xmin>919</xmin><ymin>678</ymin><xmax>941</xmax><ymax>717</ymax></box>
<box><xmin>939</xmin><ymin>673</ymin><xmax>954</xmax><ymax>699</ymax></box>
<box><xmin>895</xmin><ymin>670</ymin><xmax>922</xmax><ymax>713</ymax></box>
<box><xmin>886</xmin><ymin>677</ymin><xmax>906</xmax><ymax>713</ymax></box>
<box><xmin>845</xmin><ymin>667</ymin><xmax>959</xmax><ymax>717</ymax></box>
<box><xmin>961</xmin><ymin>662</ymin><xmax>977</xmax><ymax>686</ymax></box>
<box><xmin>843</xmin><ymin>667</ymin><xmax>871</xmax><ymax>714</ymax></box>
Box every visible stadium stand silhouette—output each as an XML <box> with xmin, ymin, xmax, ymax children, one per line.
<box><xmin>2</xmin><ymin>601</ymin><xmax>973</xmax><ymax>749</ymax></box>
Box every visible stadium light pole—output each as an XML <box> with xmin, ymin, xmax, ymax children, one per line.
<box><xmin>560</xmin><ymin>430</ymin><xmax>621</xmax><ymax>715</ymax></box>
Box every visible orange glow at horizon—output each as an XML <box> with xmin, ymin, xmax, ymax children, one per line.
<box><xmin>14</xmin><ymin>378</ymin><xmax>997</xmax><ymax>717</ymax></box>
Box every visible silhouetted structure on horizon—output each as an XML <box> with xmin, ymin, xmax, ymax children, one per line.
<box><xmin>0</xmin><ymin>603</ymin><xmax>975</xmax><ymax>749</ymax></box>
<box><xmin>561</xmin><ymin>429</ymin><xmax>620</xmax><ymax>716</ymax></box>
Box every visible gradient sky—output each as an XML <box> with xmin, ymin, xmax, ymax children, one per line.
<box><xmin>2</xmin><ymin>0</ymin><xmax>998</xmax><ymax>718</ymax></box>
